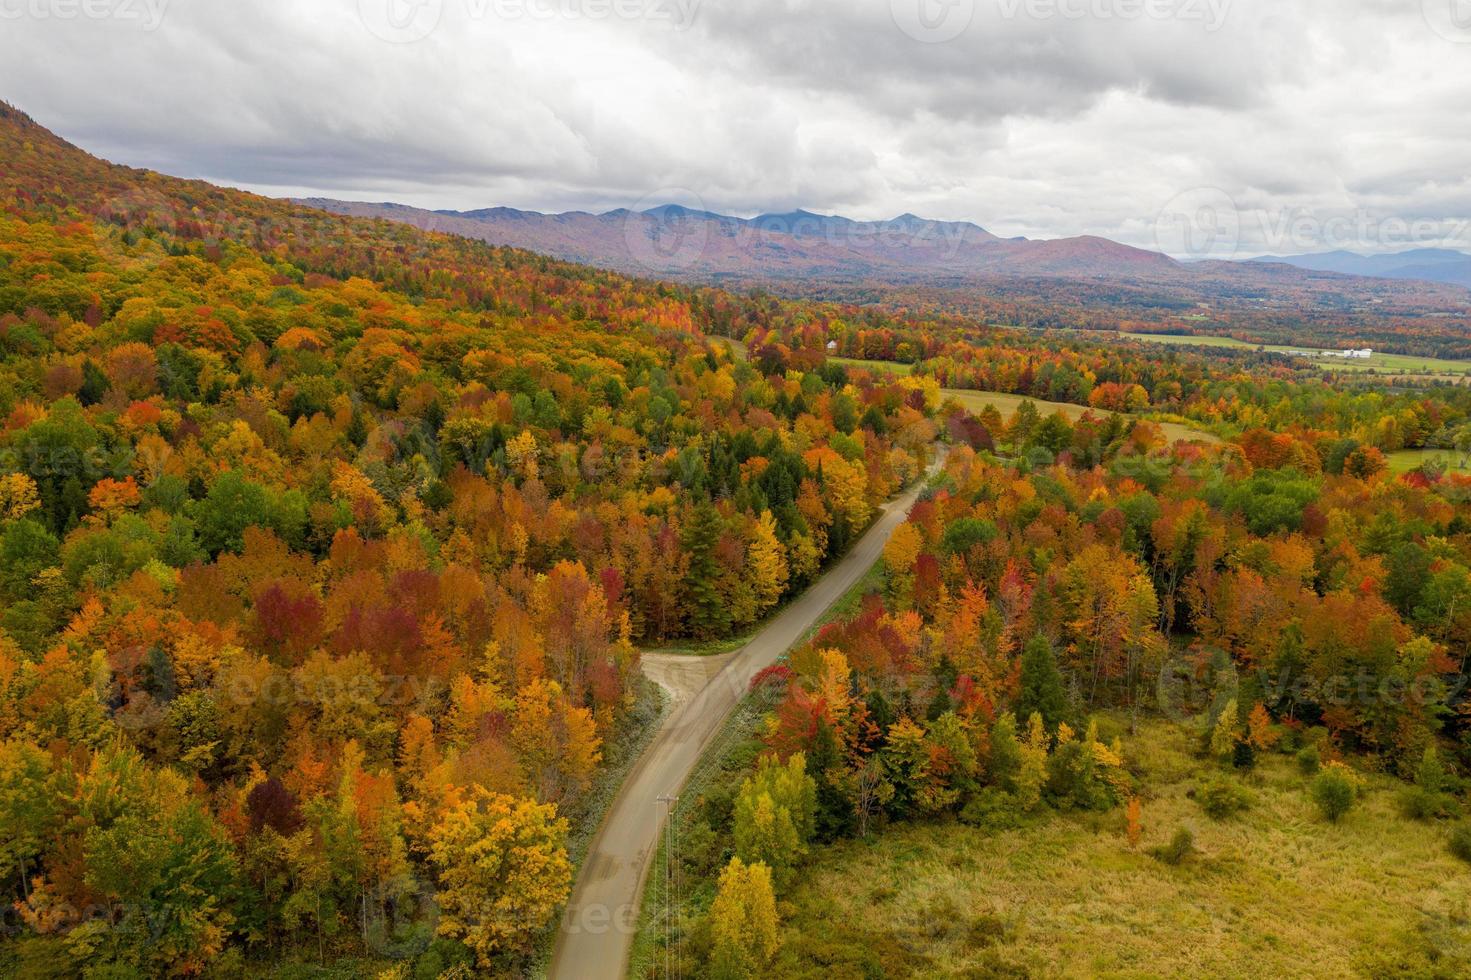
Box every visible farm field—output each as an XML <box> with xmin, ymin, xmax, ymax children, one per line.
<box><xmin>1118</xmin><ymin>332</ymin><xmax>1471</xmax><ymax>378</ymax></box>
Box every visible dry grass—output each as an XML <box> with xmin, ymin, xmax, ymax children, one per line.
<box><xmin>831</xmin><ymin>355</ymin><xmax>1222</xmax><ymax>447</ymax></box>
<box><xmin>775</xmin><ymin>719</ymin><xmax>1471</xmax><ymax>979</ymax></box>
<box><xmin>942</xmin><ymin>389</ymin><xmax>1222</xmax><ymax>447</ymax></box>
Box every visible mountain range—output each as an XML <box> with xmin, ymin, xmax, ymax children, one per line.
<box><xmin>297</xmin><ymin>199</ymin><xmax>1471</xmax><ymax>302</ymax></box>
<box><xmin>294</xmin><ymin>199</ymin><xmax>1184</xmax><ymax>282</ymax></box>
<box><xmin>1248</xmin><ymin>248</ymin><xmax>1471</xmax><ymax>289</ymax></box>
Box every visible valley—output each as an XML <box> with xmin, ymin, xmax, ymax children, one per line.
<box><xmin>4</xmin><ymin>7</ymin><xmax>1471</xmax><ymax>973</ymax></box>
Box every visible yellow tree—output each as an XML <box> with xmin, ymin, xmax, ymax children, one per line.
<box><xmin>427</xmin><ymin>789</ymin><xmax>571</xmax><ymax>966</ymax></box>
<box><xmin>882</xmin><ymin>521</ymin><xmax>923</xmax><ymax>609</ymax></box>
<box><xmin>506</xmin><ymin>430</ymin><xmax>541</xmax><ymax>482</ymax></box>
<box><xmin>813</xmin><ymin>649</ymin><xmax>852</xmax><ymax>727</ymax></box>
<box><xmin>0</xmin><ymin>472</ymin><xmax>41</xmax><ymax>521</ymax></box>
<box><xmin>330</xmin><ymin>460</ymin><xmax>395</xmax><ymax>535</ymax></box>
<box><xmin>509</xmin><ymin>678</ymin><xmax>601</xmax><ymax>803</ymax></box>
<box><xmin>732</xmin><ymin>753</ymin><xmax>816</xmax><ymax>888</ymax></box>
<box><xmin>708</xmin><ymin>857</ymin><xmax>780</xmax><ymax>979</ymax></box>
<box><xmin>746</xmin><ymin>510</ymin><xmax>789</xmax><ymax>616</ymax></box>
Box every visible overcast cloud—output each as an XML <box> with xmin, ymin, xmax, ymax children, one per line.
<box><xmin>2</xmin><ymin>0</ymin><xmax>1469</xmax><ymax>257</ymax></box>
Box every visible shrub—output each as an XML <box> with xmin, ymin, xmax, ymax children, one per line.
<box><xmin>1398</xmin><ymin>787</ymin><xmax>1444</xmax><ymax>821</ymax></box>
<box><xmin>1209</xmin><ymin>699</ymin><xmax>1239</xmax><ymax>761</ymax></box>
<box><xmin>1296</xmin><ymin>745</ymin><xmax>1320</xmax><ymax>776</ymax></box>
<box><xmin>1311</xmin><ymin>767</ymin><xmax>1356</xmax><ymax>823</ymax></box>
<box><xmin>959</xmin><ymin>787</ymin><xmax>1024</xmax><ymax>831</ymax></box>
<box><xmin>1044</xmin><ymin>721</ymin><xmax>1122</xmax><ymax>813</ymax></box>
<box><xmin>1148</xmin><ymin>827</ymin><xmax>1195</xmax><ymax>865</ymax></box>
<box><xmin>1398</xmin><ymin>744</ymin><xmax>1457</xmax><ymax>821</ymax></box>
<box><xmin>1196</xmin><ymin>776</ymin><xmax>1252</xmax><ymax>820</ymax></box>
<box><xmin>1398</xmin><ymin>786</ymin><xmax>1456</xmax><ymax>822</ymax></box>
<box><xmin>1450</xmin><ymin>824</ymin><xmax>1471</xmax><ymax>865</ymax></box>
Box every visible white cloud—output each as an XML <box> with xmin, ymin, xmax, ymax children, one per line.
<box><xmin>1</xmin><ymin>0</ymin><xmax>1467</xmax><ymax>254</ymax></box>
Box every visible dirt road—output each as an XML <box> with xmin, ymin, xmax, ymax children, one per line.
<box><xmin>548</xmin><ymin>448</ymin><xmax>945</xmax><ymax>980</ymax></box>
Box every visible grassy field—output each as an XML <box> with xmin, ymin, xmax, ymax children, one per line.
<box><xmin>771</xmin><ymin>718</ymin><xmax>1471</xmax><ymax>979</ymax></box>
<box><xmin>831</xmin><ymin>356</ymin><xmax>916</xmax><ymax>376</ymax></box>
<box><xmin>1387</xmin><ymin>448</ymin><xmax>1471</xmax><ymax>475</ymax></box>
<box><xmin>942</xmin><ymin>389</ymin><xmax>1221</xmax><ymax>446</ymax></box>
<box><xmin>1119</xmin><ymin>331</ymin><xmax>1471</xmax><ymax>378</ymax></box>
<box><xmin>832</xmin><ymin>356</ymin><xmax>1221</xmax><ymax>446</ymax></box>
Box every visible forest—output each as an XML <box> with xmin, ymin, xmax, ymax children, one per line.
<box><xmin>637</xmin><ymin>389</ymin><xmax>1471</xmax><ymax>977</ymax></box>
<box><xmin>0</xmin><ymin>103</ymin><xmax>939</xmax><ymax>974</ymax></box>
<box><xmin>3</xmin><ymin>98</ymin><xmax>1471</xmax><ymax>978</ymax></box>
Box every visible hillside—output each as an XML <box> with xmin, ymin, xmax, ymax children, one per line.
<box><xmin>297</xmin><ymin>195</ymin><xmax>1471</xmax><ymax>359</ymax></box>
<box><xmin>0</xmin><ymin>100</ymin><xmax>944</xmax><ymax>976</ymax></box>
<box><xmin>296</xmin><ymin>197</ymin><xmax>1182</xmax><ymax>280</ymax></box>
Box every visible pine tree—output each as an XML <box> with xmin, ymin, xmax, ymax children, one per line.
<box><xmin>681</xmin><ymin>501</ymin><xmax>730</xmax><ymax>639</ymax></box>
<box><xmin>808</xmin><ymin>717</ymin><xmax>854</xmax><ymax>841</ymax></box>
<box><xmin>1016</xmin><ymin>634</ymin><xmax>1069</xmax><ymax>730</ymax></box>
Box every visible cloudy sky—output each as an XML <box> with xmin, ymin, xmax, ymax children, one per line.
<box><xmin>3</xmin><ymin>0</ymin><xmax>1469</xmax><ymax>256</ymax></box>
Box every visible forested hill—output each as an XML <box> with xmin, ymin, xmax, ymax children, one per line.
<box><xmin>0</xmin><ymin>101</ymin><xmax>939</xmax><ymax>974</ymax></box>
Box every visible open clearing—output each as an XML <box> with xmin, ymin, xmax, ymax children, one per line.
<box><xmin>941</xmin><ymin>389</ymin><xmax>1220</xmax><ymax>446</ymax></box>
<box><xmin>831</xmin><ymin>357</ymin><xmax>1221</xmax><ymax>446</ymax></box>
<box><xmin>830</xmin><ymin>355</ymin><xmax>916</xmax><ymax>376</ymax></box>
<box><xmin>771</xmin><ymin>717</ymin><xmax>1471</xmax><ymax>979</ymax></box>
<box><xmin>1118</xmin><ymin>331</ymin><xmax>1471</xmax><ymax>378</ymax></box>
<box><xmin>1387</xmin><ymin>448</ymin><xmax>1471</xmax><ymax>475</ymax></box>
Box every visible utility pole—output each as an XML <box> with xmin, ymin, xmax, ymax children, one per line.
<box><xmin>656</xmin><ymin>794</ymin><xmax>680</xmax><ymax>980</ymax></box>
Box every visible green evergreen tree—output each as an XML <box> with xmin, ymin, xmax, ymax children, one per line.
<box><xmin>681</xmin><ymin>501</ymin><xmax>730</xmax><ymax>639</ymax></box>
<box><xmin>1016</xmin><ymin>635</ymin><xmax>1068</xmax><ymax>730</ymax></box>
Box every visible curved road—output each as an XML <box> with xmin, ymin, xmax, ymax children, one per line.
<box><xmin>549</xmin><ymin>447</ymin><xmax>946</xmax><ymax>980</ymax></box>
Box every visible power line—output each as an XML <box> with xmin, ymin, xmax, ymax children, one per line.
<box><xmin>656</xmin><ymin>794</ymin><xmax>680</xmax><ymax>980</ymax></box>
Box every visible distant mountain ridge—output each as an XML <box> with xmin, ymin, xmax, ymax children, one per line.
<box><xmin>294</xmin><ymin>198</ymin><xmax>1179</xmax><ymax>281</ymax></box>
<box><xmin>1248</xmin><ymin>248</ymin><xmax>1471</xmax><ymax>288</ymax></box>
<box><xmin>297</xmin><ymin>197</ymin><xmax>1471</xmax><ymax>301</ymax></box>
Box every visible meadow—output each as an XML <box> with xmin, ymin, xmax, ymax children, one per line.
<box><xmin>831</xmin><ymin>357</ymin><xmax>1222</xmax><ymax>445</ymax></box>
<box><xmin>770</xmin><ymin>718</ymin><xmax>1471</xmax><ymax>979</ymax></box>
<box><xmin>1387</xmin><ymin>448</ymin><xmax>1471</xmax><ymax>474</ymax></box>
<box><xmin>1117</xmin><ymin>332</ymin><xmax>1471</xmax><ymax>379</ymax></box>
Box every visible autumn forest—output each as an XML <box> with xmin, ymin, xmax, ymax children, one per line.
<box><xmin>3</xmin><ymin>96</ymin><xmax>1471</xmax><ymax>980</ymax></box>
